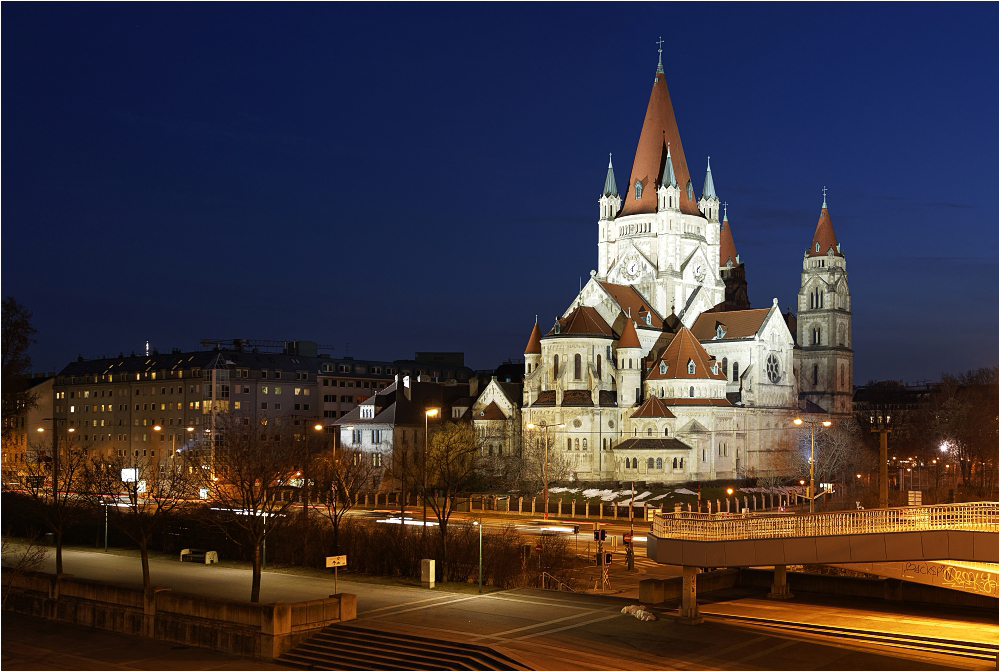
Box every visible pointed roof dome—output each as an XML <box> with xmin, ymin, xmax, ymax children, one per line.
<box><xmin>809</xmin><ymin>190</ymin><xmax>842</xmax><ymax>258</ymax></box>
<box><xmin>618</xmin><ymin>317</ymin><xmax>641</xmax><ymax>349</ymax></box>
<box><xmin>620</xmin><ymin>60</ymin><xmax>699</xmax><ymax>218</ymax></box>
<box><xmin>524</xmin><ymin>321</ymin><xmax>542</xmax><ymax>355</ymax></box>
<box><xmin>661</xmin><ymin>144</ymin><xmax>678</xmax><ymax>188</ymax></box>
<box><xmin>631</xmin><ymin>395</ymin><xmax>676</xmax><ymax>419</ymax></box>
<box><xmin>702</xmin><ymin>157</ymin><xmax>717</xmax><ymax>200</ymax></box>
<box><xmin>602</xmin><ymin>154</ymin><xmax>618</xmax><ymax>197</ymax></box>
<box><xmin>547</xmin><ymin>306</ymin><xmax>616</xmax><ymax>339</ymax></box>
<box><xmin>646</xmin><ymin>328</ymin><xmax>726</xmax><ymax>381</ymax></box>
<box><xmin>719</xmin><ymin>206</ymin><xmax>738</xmax><ymax>267</ymax></box>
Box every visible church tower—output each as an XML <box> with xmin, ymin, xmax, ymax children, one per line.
<box><xmin>795</xmin><ymin>191</ymin><xmax>853</xmax><ymax>415</ymax></box>
<box><xmin>597</xmin><ymin>155</ymin><xmax>621</xmax><ymax>278</ymax></box>
<box><xmin>718</xmin><ymin>204</ymin><xmax>750</xmax><ymax>309</ymax></box>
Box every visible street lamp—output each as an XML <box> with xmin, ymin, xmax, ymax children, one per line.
<box><xmin>423</xmin><ymin>408</ymin><xmax>439</xmax><ymax>534</ymax></box>
<box><xmin>526</xmin><ymin>421</ymin><xmax>566</xmax><ymax>520</ymax></box>
<box><xmin>153</xmin><ymin>425</ymin><xmax>195</xmax><ymax>470</ymax></box>
<box><xmin>793</xmin><ymin>416</ymin><xmax>832</xmax><ymax>514</ymax></box>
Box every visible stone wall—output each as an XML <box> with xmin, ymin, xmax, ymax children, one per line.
<box><xmin>2</xmin><ymin>570</ymin><xmax>355</xmax><ymax>660</ymax></box>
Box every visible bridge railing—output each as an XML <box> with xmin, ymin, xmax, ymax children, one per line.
<box><xmin>651</xmin><ymin>501</ymin><xmax>999</xmax><ymax>541</ymax></box>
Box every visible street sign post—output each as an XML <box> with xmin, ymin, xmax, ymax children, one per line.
<box><xmin>326</xmin><ymin>555</ymin><xmax>347</xmax><ymax>593</ymax></box>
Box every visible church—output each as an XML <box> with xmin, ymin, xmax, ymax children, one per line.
<box><xmin>472</xmin><ymin>48</ymin><xmax>853</xmax><ymax>484</ymax></box>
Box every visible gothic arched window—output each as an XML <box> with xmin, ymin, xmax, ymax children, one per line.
<box><xmin>574</xmin><ymin>354</ymin><xmax>581</xmax><ymax>380</ymax></box>
<box><xmin>656</xmin><ymin>457</ymin><xmax>663</xmax><ymax>469</ymax></box>
<box><xmin>721</xmin><ymin>357</ymin><xmax>728</xmax><ymax>376</ymax></box>
<box><xmin>631</xmin><ymin>457</ymin><xmax>638</xmax><ymax>469</ymax></box>
<box><xmin>553</xmin><ymin>355</ymin><xmax>559</xmax><ymax>378</ymax></box>
<box><xmin>664</xmin><ymin>427</ymin><xmax>669</xmax><ymax>436</ymax></box>
<box><xmin>647</xmin><ymin>427</ymin><xmax>653</xmax><ymax>437</ymax></box>
<box><xmin>672</xmin><ymin>457</ymin><xmax>678</xmax><ymax>469</ymax></box>
<box><xmin>689</xmin><ymin>386</ymin><xmax>695</xmax><ymax>397</ymax></box>
<box><xmin>733</xmin><ymin>362</ymin><xmax>739</xmax><ymax>382</ymax></box>
<box><xmin>647</xmin><ymin>458</ymin><xmax>654</xmax><ymax>469</ymax></box>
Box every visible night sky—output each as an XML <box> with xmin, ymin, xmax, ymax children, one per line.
<box><xmin>3</xmin><ymin>3</ymin><xmax>996</xmax><ymax>383</ymax></box>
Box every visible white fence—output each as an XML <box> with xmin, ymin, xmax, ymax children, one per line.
<box><xmin>651</xmin><ymin>501</ymin><xmax>999</xmax><ymax>541</ymax></box>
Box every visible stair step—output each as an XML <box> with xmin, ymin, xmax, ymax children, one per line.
<box><xmin>279</xmin><ymin>623</ymin><xmax>528</xmax><ymax>671</ymax></box>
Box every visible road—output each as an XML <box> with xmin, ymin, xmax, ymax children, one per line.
<box><xmin>12</xmin><ymin>545</ymin><xmax>995</xmax><ymax>671</ymax></box>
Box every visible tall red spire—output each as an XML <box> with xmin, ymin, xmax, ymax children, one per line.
<box><xmin>618</xmin><ymin>316</ymin><xmax>641</xmax><ymax>349</ymax></box>
<box><xmin>524</xmin><ymin>321</ymin><xmax>542</xmax><ymax>355</ymax></box>
<box><xmin>719</xmin><ymin>205</ymin><xmax>738</xmax><ymax>267</ymax></box>
<box><xmin>809</xmin><ymin>189</ymin><xmax>842</xmax><ymax>258</ymax></box>
<box><xmin>619</xmin><ymin>64</ymin><xmax>699</xmax><ymax>217</ymax></box>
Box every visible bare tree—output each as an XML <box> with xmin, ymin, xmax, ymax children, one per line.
<box><xmin>756</xmin><ymin>433</ymin><xmax>806</xmax><ymax>491</ymax></box>
<box><xmin>518</xmin><ymin>426</ymin><xmax>572</xmax><ymax>496</ymax></box>
<box><xmin>187</xmin><ymin>413</ymin><xmax>308</xmax><ymax>602</ymax></box>
<box><xmin>82</xmin><ymin>452</ymin><xmax>192</xmax><ymax>589</ymax></box>
<box><xmin>415</xmin><ymin>421</ymin><xmax>481</xmax><ymax>579</ymax></box>
<box><xmin>14</xmin><ymin>433</ymin><xmax>87</xmax><ymax>574</ymax></box>
<box><xmin>311</xmin><ymin>447</ymin><xmax>381</xmax><ymax>555</ymax></box>
<box><xmin>1</xmin><ymin>530</ymin><xmax>50</xmax><ymax>607</ymax></box>
<box><xmin>815</xmin><ymin>417</ymin><xmax>871</xmax><ymax>486</ymax></box>
<box><xmin>1</xmin><ymin>297</ymin><xmax>39</xmax><ymax>442</ymax></box>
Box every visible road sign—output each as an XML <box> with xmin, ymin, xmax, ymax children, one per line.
<box><xmin>623</xmin><ymin>532</ymin><xmax>633</xmax><ymax>546</ymax></box>
<box><xmin>535</xmin><ymin>543</ymin><xmax>543</xmax><ymax>553</ymax></box>
<box><xmin>325</xmin><ymin>555</ymin><xmax>347</xmax><ymax>568</ymax></box>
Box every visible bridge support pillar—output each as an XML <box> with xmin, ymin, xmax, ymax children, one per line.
<box><xmin>768</xmin><ymin>564</ymin><xmax>794</xmax><ymax>600</ymax></box>
<box><xmin>676</xmin><ymin>566</ymin><xmax>703</xmax><ymax>624</ymax></box>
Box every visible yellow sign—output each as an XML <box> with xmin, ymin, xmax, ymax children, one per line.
<box><xmin>325</xmin><ymin>555</ymin><xmax>347</xmax><ymax>568</ymax></box>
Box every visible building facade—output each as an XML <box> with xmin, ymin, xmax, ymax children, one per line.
<box><xmin>514</xmin><ymin>50</ymin><xmax>853</xmax><ymax>484</ymax></box>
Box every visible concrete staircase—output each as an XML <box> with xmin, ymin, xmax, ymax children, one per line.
<box><xmin>278</xmin><ymin>624</ymin><xmax>528</xmax><ymax>671</ymax></box>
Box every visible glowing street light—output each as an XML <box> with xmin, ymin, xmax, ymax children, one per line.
<box><xmin>793</xmin><ymin>417</ymin><xmax>832</xmax><ymax>513</ymax></box>
<box><xmin>423</xmin><ymin>408</ymin><xmax>439</xmax><ymax>533</ymax></box>
<box><xmin>526</xmin><ymin>421</ymin><xmax>566</xmax><ymax>520</ymax></box>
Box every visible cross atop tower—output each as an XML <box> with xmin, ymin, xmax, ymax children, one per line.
<box><xmin>822</xmin><ymin>186</ymin><xmax>828</xmax><ymax>209</ymax></box>
<box><xmin>656</xmin><ymin>37</ymin><xmax>664</xmax><ymax>74</ymax></box>
<box><xmin>723</xmin><ymin>201</ymin><xmax>728</xmax><ymax>220</ymax></box>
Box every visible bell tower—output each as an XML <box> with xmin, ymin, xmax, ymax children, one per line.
<box><xmin>795</xmin><ymin>189</ymin><xmax>853</xmax><ymax>415</ymax></box>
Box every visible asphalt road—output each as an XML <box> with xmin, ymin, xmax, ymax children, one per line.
<box><xmin>10</xmin><ymin>545</ymin><xmax>995</xmax><ymax>671</ymax></box>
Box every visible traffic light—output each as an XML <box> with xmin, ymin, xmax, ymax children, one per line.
<box><xmin>604</xmin><ymin>552</ymin><xmax>613</xmax><ymax>566</ymax></box>
<box><xmin>573</xmin><ymin>525</ymin><xmax>580</xmax><ymax>535</ymax></box>
<box><xmin>594</xmin><ymin>528</ymin><xmax>606</xmax><ymax>541</ymax></box>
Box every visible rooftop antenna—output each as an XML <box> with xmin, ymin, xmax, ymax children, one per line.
<box><xmin>345</xmin><ymin>342</ymin><xmax>350</xmax><ymax>356</ymax></box>
<box><xmin>145</xmin><ymin>340</ymin><xmax>149</xmax><ymax>357</ymax></box>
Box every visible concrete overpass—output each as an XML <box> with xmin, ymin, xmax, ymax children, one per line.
<box><xmin>646</xmin><ymin>501</ymin><xmax>998</xmax><ymax>623</ymax></box>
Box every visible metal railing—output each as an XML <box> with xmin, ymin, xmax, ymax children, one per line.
<box><xmin>651</xmin><ymin>501</ymin><xmax>999</xmax><ymax>542</ymax></box>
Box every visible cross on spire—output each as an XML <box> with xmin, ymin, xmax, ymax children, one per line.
<box><xmin>723</xmin><ymin>201</ymin><xmax>728</xmax><ymax>220</ymax></box>
<box><xmin>822</xmin><ymin>186</ymin><xmax>828</xmax><ymax>209</ymax></box>
<box><xmin>656</xmin><ymin>37</ymin><xmax>664</xmax><ymax>74</ymax></box>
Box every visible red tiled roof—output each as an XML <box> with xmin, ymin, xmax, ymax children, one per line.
<box><xmin>599</xmin><ymin>390</ymin><xmax>618</xmax><ymax>407</ymax></box>
<box><xmin>562</xmin><ymin>390</ymin><xmax>593</xmax><ymax>406</ymax></box>
<box><xmin>619</xmin><ymin>72</ymin><xmax>700</xmax><ymax>217</ymax></box>
<box><xmin>646</xmin><ymin>328</ymin><xmax>726</xmax><ymax>381</ymax></box>
<box><xmin>615</xmin><ymin>438</ymin><xmax>692</xmax><ymax>451</ymax></box>
<box><xmin>524</xmin><ymin>323</ymin><xmax>542</xmax><ymax>355</ymax></box>
<box><xmin>658</xmin><ymin>397</ymin><xmax>732</xmax><ymax>407</ymax></box>
<box><xmin>546</xmin><ymin>306</ymin><xmax>616</xmax><ymax>339</ymax></box>
<box><xmin>719</xmin><ymin>219</ymin><xmax>738</xmax><ymax>267</ymax></box>
<box><xmin>618</xmin><ymin>317</ymin><xmax>641</xmax><ymax>349</ymax></box>
<box><xmin>476</xmin><ymin>401</ymin><xmax>507</xmax><ymax>420</ymax></box>
<box><xmin>598</xmin><ymin>282</ymin><xmax>664</xmax><ymax>329</ymax></box>
<box><xmin>631</xmin><ymin>396</ymin><xmax>676</xmax><ymax>418</ymax></box>
<box><xmin>690</xmin><ymin>308</ymin><xmax>770</xmax><ymax>341</ymax></box>
<box><xmin>809</xmin><ymin>207</ymin><xmax>842</xmax><ymax>258</ymax></box>
<box><xmin>531</xmin><ymin>390</ymin><xmax>556</xmax><ymax>406</ymax></box>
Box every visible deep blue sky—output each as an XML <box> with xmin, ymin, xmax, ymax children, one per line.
<box><xmin>3</xmin><ymin>3</ymin><xmax>997</xmax><ymax>383</ymax></box>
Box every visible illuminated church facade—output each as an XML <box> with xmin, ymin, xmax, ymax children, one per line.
<box><xmin>510</xmin><ymin>50</ymin><xmax>853</xmax><ymax>484</ymax></box>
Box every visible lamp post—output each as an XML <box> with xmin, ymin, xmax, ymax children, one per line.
<box><xmin>793</xmin><ymin>416</ymin><xmax>832</xmax><ymax>513</ymax></box>
<box><xmin>526</xmin><ymin>421</ymin><xmax>565</xmax><ymax>520</ymax></box>
<box><xmin>153</xmin><ymin>425</ymin><xmax>195</xmax><ymax>470</ymax></box>
<box><xmin>423</xmin><ymin>408</ymin><xmax>439</xmax><ymax>535</ymax></box>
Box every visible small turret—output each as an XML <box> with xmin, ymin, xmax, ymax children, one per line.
<box><xmin>698</xmin><ymin>156</ymin><xmax>720</xmax><ymax>222</ymax></box>
<box><xmin>524</xmin><ymin>318</ymin><xmax>542</xmax><ymax>376</ymax></box>
<box><xmin>599</xmin><ymin>153</ymin><xmax>621</xmax><ymax>221</ymax></box>
<box><xmin>657</xmin><ymin>143</ymin><xmax>681</xmax><ymax>212</ymax></box>
<box><xmin>616</xmin><ymin>315</ymin><xmax>643</xmax><ymax>407</ymax></box>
